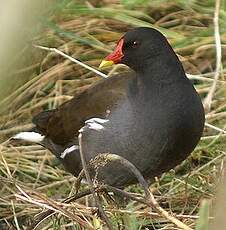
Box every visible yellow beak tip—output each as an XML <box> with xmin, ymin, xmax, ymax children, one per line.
<box><xmin>99</xmin><ymin>60</ymin><xmax>114</xmax><ymax>69</ymax></box>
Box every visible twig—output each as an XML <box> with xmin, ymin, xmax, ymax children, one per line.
<box><xmin>27</xmin><ymin>189</ymin><xmax>93</xmax><ymax>230</ymax></box>
<box><xmin>205</xmin><ymin>122</ymin><xmax>226</xmax><ymax>134</ymax></box>
<box><xmin>105</xmin><ymin>208</ymin><xmax>214</xmax><ymax>220</ymax></box>
<box><xmin>11</xmin><ymin>200</ymin><xmax>20</xmax><ymax>230</ymax></box>
<box><xmin>28</xmin><ymin>185</ymin><xmax>143</xmax><ymax>230</ymax></box>
<box><xmin>15</xmin><ymin>188</ymin><xmax>94</xmax><ymax>230</ymax></box>
<box><xmin>103</xmin><ymin>184</ymin><xmax>147</xmax><ymax>204</ymax></box>
<box><xmin>34</xmin><ymin>45</ymin><xmax>226</xmax><ymax>87</ymax></box>
<box><xmin>203</xmin><ymin>0</ymin><xmax>222</xmax><ymax>112</ymax></box>
<box><xmin>75</xmin><ymin>170</ymin><xmax>85</xmax><ymax>193</ymax></box>
<box><xmin>78</xmin><ymin>132</ymin><xmax>113</xmax><ymax>230</ymax></box>
<box><xmin>204</xmin><ymin>124</ymin><xmax>226</xmax><ymax>149</ymax></box>
<box><xmin>0</xmin><ymin>124</ymin><xmax>34</xmax><ymax>136</ymax></box>
<box><xmin>27</xmin><ymin>188</ymin><xmax>93</xmax><ymax>230</ymax></box>
<box><xmin>93</xmin><ymin>154</ymin><xmax>193</xmax><ymax>230</ymax></box>
<box><xmin>34</xmin><ymin>45</ymin><xmax>108</xmax><ymax>79</ymax></box>
<box><xmin>201</xmin><ymin>134</ymin><xmax>226</xmax><ymax>141</ymax></box>
<box><xmin>187</xmin><ymin>74</ymin><xmax>226</xmax><ymax>84</ymax></box>
<box><xmin>27</xmin><ymin>161</ymin><xmax>192</xmax><ymax>230</ymax></box>
<box><xmin>97</xmin><ymin>154</ymin><xmax>153</xmax><ymax>200</ymax></box>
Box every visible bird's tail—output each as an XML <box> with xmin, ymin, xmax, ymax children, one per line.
<box><xmin>12</xmin><ymin>109</ymin><xmax>54</xmax><ymax>143</ymax></box>
<box><xmin>12</xmin><ymin>130</ymin><xmax>81</xmax><ymax>176</ymax></box>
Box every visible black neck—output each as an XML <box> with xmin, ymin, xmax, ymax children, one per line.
<box><xmin>136</xmin><ymin>52</ymin><xmax>186</xmax><ymax>84</ymax></box>
<box><xmin>128</xmin><ymin>52</ymin><xmax>187</xmax><ymax>100</ymax></box>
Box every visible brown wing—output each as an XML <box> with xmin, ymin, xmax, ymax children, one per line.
<box><xmin>33</xmin><ymin>72</ymin><xmax>134</xmax><ymax>144</ymax></box>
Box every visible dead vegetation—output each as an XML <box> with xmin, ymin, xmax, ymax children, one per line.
<box><xmin>0</xmin><ymin>0</ymin><xmax>226</xmax><ymax>229</ymax></box>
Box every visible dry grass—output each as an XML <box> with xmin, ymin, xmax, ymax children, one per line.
<box><xmin>0</xmin><ymin>0</ymin><xmax>226</xmax><ymax>229</ymax></box>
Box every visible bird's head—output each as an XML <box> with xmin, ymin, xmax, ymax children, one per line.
<box><xmin>99</xmin><ymin>27</ymin><xmax>174</xmax><ymax>71</ymax></box>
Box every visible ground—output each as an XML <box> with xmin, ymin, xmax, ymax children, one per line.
<box><xmin>0</xmin><ymin>1</ymin><xmax>226</xmax><ymax>229</ymax></box>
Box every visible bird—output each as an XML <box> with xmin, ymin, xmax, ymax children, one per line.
<box><xmin>13</xmin><ymin>27</ymin><xmax>205</xmax><ymax>188</ymax></box>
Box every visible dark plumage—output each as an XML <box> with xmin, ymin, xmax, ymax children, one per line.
<box><xmin>15</xmin><ymin>27</ymin><xmax>205</xmax><ymax>187</ymax></box>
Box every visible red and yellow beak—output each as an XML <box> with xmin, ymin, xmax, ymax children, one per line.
<box><xmin>99</xmin><ymin>38</ymin><xmax>124</xmax><ymax>68</ymax></box>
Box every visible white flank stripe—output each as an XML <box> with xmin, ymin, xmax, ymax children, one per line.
<box><xmin>85</xmin><ymin>118</ymin><xmax>109</xmax><ymax>124</ymax></box>
<box><xmin>13</xmin><ymin>132</ymin><xmax>45</xmax><ymax>143</ymax></box>
<box><xmin>60</xmin><ymin>145</ymin><xmax>79</xmax><ymax>159</ymax></box>
<box><xmin>87</xmin><ymin>122</ymin><xmax>106</xmax><ymax>131</ymax></box>
<box><xmin>84</xmin><ymin>117</ymin><xmax>109</xmax><ymax>131</ymax></box>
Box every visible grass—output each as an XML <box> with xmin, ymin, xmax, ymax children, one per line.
<box><xmin>0</xmin><ymin>0</ymin><xmax>226</xmax><ymax>229</ymax></box>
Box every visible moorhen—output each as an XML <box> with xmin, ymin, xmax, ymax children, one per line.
<box><xmin>14</xmin><ymin>27</ymin><xmax>205</xmax><ymax>187</ymax></box>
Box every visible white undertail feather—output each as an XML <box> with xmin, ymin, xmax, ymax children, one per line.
<box><xmin>13</xmin><ymin>132</ymin><xmax>45</xmax><ymax>143</ymax></box>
